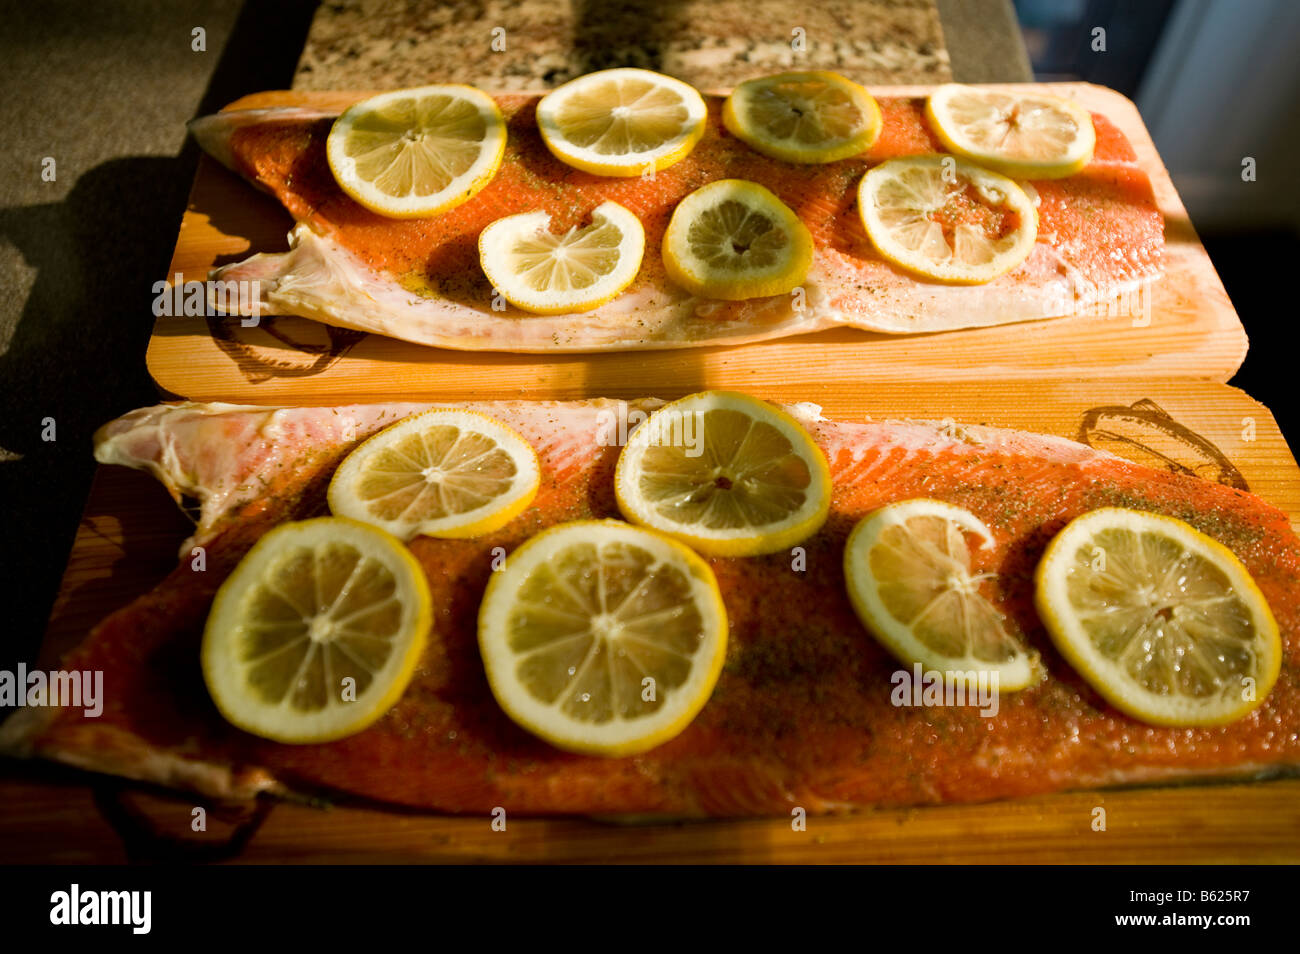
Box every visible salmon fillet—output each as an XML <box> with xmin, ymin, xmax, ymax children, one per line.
<box><xmin>3</xmin><ymin>399</ymin><xmax>1297</xmax><ymax>816</ymax></box>
<box><xmin>191</xmin><ymin>91</ymin><xmax>1164</xmax><ymax>352</ymax></box>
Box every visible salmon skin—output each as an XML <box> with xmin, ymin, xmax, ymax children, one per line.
<box><xmin>2</xmin><ymin>398</ymin><xmax>1297</xmax><ymax>817</ymax></box>
<box><xmin>190</xmin><ymin>90</ymin><xmax>1165</xmax><ymax>352</ymax></box>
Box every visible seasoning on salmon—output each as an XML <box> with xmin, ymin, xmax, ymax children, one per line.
<box><xmin>3</xmin><ymin>398</ymin><xmax>1296</xmax><ymax>817</ymax></box>
<box><xmin>188</xmin><ymin>91</ymin><xmax>1164</xmax><ymax>352</ymax></box>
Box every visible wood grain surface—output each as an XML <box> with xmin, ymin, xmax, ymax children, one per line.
<box><xmin>3</xmin><ymin>379</ymin><xmax>1297</xmax><ymax>863</ymax></box>
<box><xmin>145</xmin><ymin>83</ymin><xmax>1248</xmax><ymax>404</ymax></box>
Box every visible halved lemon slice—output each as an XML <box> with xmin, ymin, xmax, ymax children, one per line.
<box><xmin>844</xmin><ymin>499</ymin><xmax>1041</xmax><ymax>691</ymax></box>
<box><xmin>478</xmin><ymin>519</ymin><xmax>727</xmax><ymax>756</ymax></box>
<box><xmin>722</xmin><ymin>70</ymin><xmax>882</xmax><ymax>164</ymax></box>
<box><xmin>926</xmin><ymin>84</ymin><xmax>1095</xmax><ymax>180</ymax></box>
<box><xmin>326</xmin><ymin>85</ymin><xmax>507</xmax><ymax>218</ymax></box>
<box><xmin>535</xmin><ymin>68</ymin><xmax>707</xmax><ymax>177</ymax></box>
<box><xmin>614</xmin><ymin>390</ymin><xmax>831</xmax><ymax>557</ymax></box>
<box><xmin>857</xmin><ymin>155</ymin><xmax>1037</xmax><ymax>284</ymax></box>
<box><xmin>478</xmin><ymin>201</ymin><xmax>646</xmax><ymax>314</ymax></box>
<box><xmin>662</xmin><ymin>179</ymin><xmax>813</xmax><ymax>299</ymax></box>
<box><xmin>328</xmin><ymin>409</ymin><xmax>540</xmax><ymax>541</ymax></box>
<box><xmin>1035</xmin><ymin>508</ymin><xmax>1281</xmax><ymax>726</ymax></box>
<box><xmin>202</xmin><ymin>517</ymin><xmax>431</xmax><ymax>743</ymax></box>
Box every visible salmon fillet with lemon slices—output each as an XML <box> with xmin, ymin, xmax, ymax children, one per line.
<box><xmin>190</xmin><ymin>91</ymin><xmax>1163</xmax><ymax>352</ymax></box>
<box><xmin>2</xmin><ymin>398</ymin><xmax>1296</xmax><ymax>816</ymax></box>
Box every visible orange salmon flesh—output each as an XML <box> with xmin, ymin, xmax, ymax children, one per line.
<box><xmin>2</xmin><ymin>399</ymin><xmax>1297</xmax><ymax>817</ymax></box>
<box><xmin>190</xmin><ymin>91</ymin><xmax>1165</xmax><ymax>350</ymax></box>
<box><xmin>230</xmin><ymin>96</ymin><xmax>1157</xmax><ymax>290</ymax></box>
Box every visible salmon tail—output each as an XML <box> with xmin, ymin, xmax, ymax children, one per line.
<box><xmin>208</xmin><ymin>223</ymin><xmax>361</xmax><ymax>320</ymax></box>
<box><xmin>93</xmin><ymin>402</ymin><xmax>267</xmax><ymax>553</ymax></box>
<box><xmin>92</xmin><ymin>402</ymin><xmax>438</xmax><ymax>552</ymax></box>
<box><xmin>208</xmin><ymin>249</ymin><xmax>290</xmax><ymax>318</ymax></box>
<box><xmin>187</xmin><ymin>106</ymin><xmax>339</xmax><ymax>175</ymax></box>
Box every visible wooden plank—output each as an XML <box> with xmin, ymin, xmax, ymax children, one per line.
<box><xmin>2</xmin><ymin>379</ymin><xmax>1297</xmax><ymax>863</ymax></box>
<box><xmin>1</xmin><ymin>768</ymin><xmax>1296</xmax><ymax>864</ymax></box>
<box><xmin>146</xmin><ymin>83</ymin><xmax>1246</xmax><ymax>404</ymax></box>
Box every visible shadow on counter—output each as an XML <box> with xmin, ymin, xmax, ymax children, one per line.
<box><xmin>0</xmin><ymin>0</ymin><xmax>318</xmax><ymax>680</ymax></box>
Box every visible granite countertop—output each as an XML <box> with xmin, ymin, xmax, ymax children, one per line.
<box><xmin>294</xmin><ymin>0</ymin><xmax>959</xmax><ymax>90</ymax></box>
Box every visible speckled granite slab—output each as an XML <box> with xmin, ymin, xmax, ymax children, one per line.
<box><xmin>293</xmin><ymin>0</ymin><xmax>952</xmax><ymax>91</ymax></box>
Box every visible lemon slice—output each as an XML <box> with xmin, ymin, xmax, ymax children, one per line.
<box><xmin>478</xmin><ymin>201</ymin><xmax>646</xmax><ymax>314</ymax></box>
<box><xmin>844</xmin><ymin>499</ymin><xmax>1041</xmax><ymax>691</ymax></box>
<box><xmin>926</xmin><ymin>84</ymin><xmax>1096</xmax><ymax>180</ymax></box>
<box><xmin>722</xmin><ymin>70</ymin><xmax>882</xmax><ymax>164</ymax></box>
<box><xmin>478</xmin><ymin>519</ymin><xmax>727</xmax><ymax>756</ymax></box>
<box><xmin>326</xmin><ymin>85</ymin><xmax>507</xmax><ymax>218</ymax></box>
<box><xmin>535</xmin><ymin>68</ymin><xmax>707</xmax><ymax>177</ymax></box>
<box><xmin>614</xmin><ymin>390</ymin><xmax>831</xmax><ymax>557</ymax></box>
<box><xmin>857</xmin><ymin>155</ymin><xmax>1037</xmax><ymax>284</ymax></box>
<box><xmin>328</xmin><ymin>409</ymin><xmax>540</xmax><ymax>541</ymax></box>
<box><xmin>202</xmin><ymin>517</ymin><xmax>431</xmax><ymax>743</ymax></box>
<box><xmin>662</xmin><ymin>179</ymin><xmax>813</xmax><ymax>300</ymax></box>
<box><xmin>1035</xmin><ymin>508</ymin><xmax>1281</xmax><ymax>726</ymax></box>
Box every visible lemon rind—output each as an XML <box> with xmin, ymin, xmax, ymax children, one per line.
<box><xmin>535</xmin><ymin>68</ymin><xmax>708</xmax><ymax>177</ymax></box>
<box><xmin>926</xmin><ymin>83</ymin><xmax>1096</xmax><ymax>181</ymax></box>
<box><xmin>857</xmin><ymin>154</ymin><xmax>1038</xmax><ymax>285</ymax></box>
<box><xmin>477</xmin><ymin>200</ymin><xmax>647</xmax><ymax>315</ymax></box>
<box><xmin>326</xmin><ymin>84</ymin><xmax>507</xmax><ymax>219</ymax></box>
<box><xmin>843</xmin><ymin>498</ymin><xmax>1040</xmax><ymax>691</ymax></box>
<box><xmin>1034</xmin><ymin>507</ymin><xmax>1281</xmax><ymax>727</ymax></box>
<box><xmin>327</xmin><ymin>408</ymin><xmax>541</xmax><ymax>541</ymax></box>
<box><xmin>661</xmin><ymin>179</ymin><xmax>814</xmax><ymax>300</ymax></box>
<box><xmin>202</xmin><ymin>516</ymin><xmax>432</xmax><ymax>744</ymax></box>
<box><xmin>722</xmin><ymin>70</ymin><xmax>883</xmax><ymax>164</ymax></box>
<box><xmin>477</xmin><ymin>519</ymin><xmax>728</xmax><ymax>756</ymax></box>
<box><xmin>613</xmin><ymin>390</ymin><xmax>832</xmax><ymax>557</ymax></box>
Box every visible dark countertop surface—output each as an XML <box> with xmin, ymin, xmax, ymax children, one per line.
<box><xmin>293</xmin><ymin>0</ymin><xmax>956</xmax><ymax>90</ymax></box>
